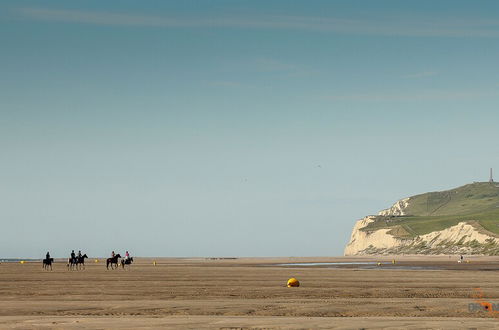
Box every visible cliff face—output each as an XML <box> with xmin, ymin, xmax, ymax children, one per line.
<box><xmin>344</xmin><ymin>216</ymin><xmax>401</xmax><ymax>256</ymax></box>
<box><xmin>377</xmin><ymin>197</ymin><xmax>410</xmax><ymax>216</ymax></box>
<box><xmin>344</xmin><ymin>192</ymin><xmax>499</xmax><ymax>255</ymax></box>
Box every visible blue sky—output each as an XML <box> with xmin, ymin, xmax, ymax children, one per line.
<box><xmin>2</xmin><ymin>1</ymin><xmax>499</xmax><ymax>258</ymax></box>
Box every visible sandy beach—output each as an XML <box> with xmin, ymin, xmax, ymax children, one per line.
<box><xmin>2</xmin><ymin>256</ymin><xmax>499</xmax><ymax>329</ymax></box>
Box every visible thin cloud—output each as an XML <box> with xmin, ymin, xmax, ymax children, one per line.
<box><xmin>323</xmin><ymin>90</ymin><xmax>499</xmax><ymax>102</ymax></box>
<box><xmin>404</xmin><ymin>71</ymin><xmax>438</xmax><ymax>79</ymax></box>
<box><xmin>255</xmin><ymin>58</ymin><xmax>297</xmax><ymax>72</ymax></box>
<box><xmin>207</xmin><ymin>81</ymin><xmax>243</xmax><ymax>88</ymax></box>
<box><xmin>15</xmin><ymin>7</ymin><xmax>499</xmax><ymax>38</ymax></box>
<box><xmin>253</xmin><ymin>58</ymin><xmax>317</xmax><ymax>77</ymax></box>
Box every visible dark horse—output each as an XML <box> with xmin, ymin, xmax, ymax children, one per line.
<box><xmin>121</xmin><ymin>257</ymin><xmax>134</xmax><ymax>269</ymax></box>
<box><xmin>106</xmin><ymin>254</ymin><xmax>121</xmax><ymax>270</ymax></box>
<box><xmin>67</xmin><ymin>257</ymin><xmax>77</xmax><ymax>270</ymax></box>
<box><xmin>42</xmin><ymin>258</ymin><xmax>54</xmax><ymax>270</ymax></box>
<box><xmin>76</xmin><ymin>254</ymin><xmax>88</xmax><ymax>270</ymax></box>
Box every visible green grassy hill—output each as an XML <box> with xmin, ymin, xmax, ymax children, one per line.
<box><xmin>363</xmin><ymin>182</ymin><xmax>499</xmax><ymax>238</ymax></box>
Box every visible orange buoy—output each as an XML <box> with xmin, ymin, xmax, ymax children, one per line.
<box><xmin>287</xmin><ymin>278</ymin><xmax>300</xmax><ymax>287</ymax></box>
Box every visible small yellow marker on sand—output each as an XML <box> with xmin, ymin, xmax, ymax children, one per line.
<box><xmin>153</xmin><ymin>261</ymin><xmax>157</xmax><ymax>266</ymax></box>
<box><xmin>94</xmin><ymin>259</ymin><xmax>99</xmax><ymax>263</ymax></box>
<box><xmin>20</xmin><ymin>260</ymin><xmax>25</xmax><ymax>264</ymax></box>
<box><xmin>377</xmin><ymin>262</ymin><xmax>381</xmax><ymax>266</ymax></box>
<box><xmin>392</xmin><ymin>259</ymin><xmax>396</xmax><ymax>264</ymax></box>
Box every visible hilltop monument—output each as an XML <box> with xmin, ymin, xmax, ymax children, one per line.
<box><xmin>490</xmin><ymin>168</ymin><xmax>494</xmax><ymax>183</ymax></box>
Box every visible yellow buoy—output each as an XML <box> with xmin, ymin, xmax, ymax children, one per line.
<box><xmin>287</xmin><ymin>278</ymin><xmax>300</xmax><ymax>287</ymax></box>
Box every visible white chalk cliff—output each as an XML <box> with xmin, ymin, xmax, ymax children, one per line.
<box><xmin>377</xmin><ymin>197</ymin><xmax>410</xmax><ymax>216</ymax></box>
<box><xmin>344</xmin><ymin>198</ymin><xmax>499</xmax><ymax>255</ymax></box>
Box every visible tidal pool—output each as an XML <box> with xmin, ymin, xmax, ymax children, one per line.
<box><xmin>275</xmin><ymin>262</ymin><xmax>440</xmax><ymax>270</ymax></box>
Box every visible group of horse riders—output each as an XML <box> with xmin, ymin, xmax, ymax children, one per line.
<box><xmin>70</xmin><ymin>250</ymin><xmax>83</xmax><ymax>262</ymax></box>
<box><xmin>111</xmin><ymin>250</ymin><xmax>131</xmax><ymax>262</ymax></box>
<box><xmin>67</xmin><ymin>250</ymin><xmax>89</xmax><ymax>270</ymax></box>
<box><xmin>42</xmin><ymin>250</ymin><xmax>132</xmax><ymax>270</ymax></box>
<box><xmin>107</xmin><ymin>250</ymin><xmax>133</xmax><ymax>269</ymax></box>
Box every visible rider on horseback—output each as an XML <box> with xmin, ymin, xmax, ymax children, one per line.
<box><xmin>43</xmin><ymin>251</ymin><xmax>53</xmax><ymax>270</ymax></box>
<box><xmin>124</xmin><ymin>251</ymin><xmax>130</xmax><ymax>261</ymax></box>
<box><xmin>70</xmin><ymin>250</ymin><xmax>76</xmax><ymax>263</ymax></box>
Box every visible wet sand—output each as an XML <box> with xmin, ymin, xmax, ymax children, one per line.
<box><xmin>1</xmin><ymin>256</ymin><xmax>499</xmax><ymax>329</ymax></box>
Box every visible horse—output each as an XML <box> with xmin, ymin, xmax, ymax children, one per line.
<box><xmin>42</xmin><ymin>258</ymin><xmax>54</xmax><ymax>270</ymax></box>
<box><xmin>106</xmin><ymin>254</ymin><xmax>121</xmax><ymax>270</ymax></box>
<box><xmin>67</xmin><ymin>257</ymin><xmax>78</xmax><ymax>270</ymax></box>
<box><xmin>121</xmin><ymin>257</ymin><xmax>133</xmax><ymax>269</ymax></box>
<box><xmin>76</xmin><ymin>254</ymin><xmax>88</xmax><ymax>270</ymax></box>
